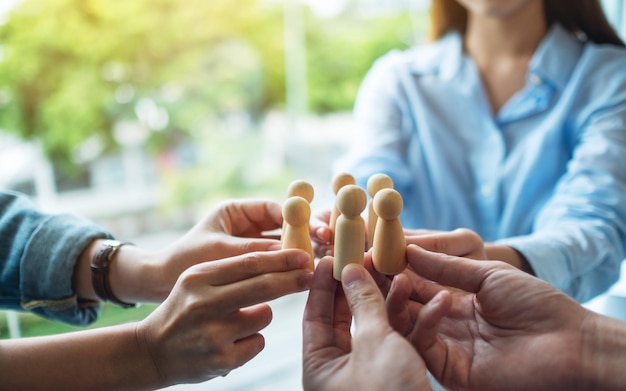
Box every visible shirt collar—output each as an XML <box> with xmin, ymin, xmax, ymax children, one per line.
<box><xmin>437</xmin><ymin>31</ymin><xmax>464</xmax><ymax>81</ymax></box>
<box><xmin>528</xmin><ymin>23</ymin><xmax>584</xmax><ymax>91</ymax></box>
<box><xmin>408</xmin><ymin>30</ymin><xmax>464</xmax><ymax>80</ymax></box>
<box><xmin>415</xmin><ymin>23</ymin><xmax>584</xmax><ymax>89</ymax></box>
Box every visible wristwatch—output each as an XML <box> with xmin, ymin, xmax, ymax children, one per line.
<box><xmin>90</xmin><ymin>239</ymin><xmax>136</xmax><ymax>308</ymax></box>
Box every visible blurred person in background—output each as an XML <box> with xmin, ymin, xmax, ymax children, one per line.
<box><xmin>313</xmin><ymin>0</ymin><xmax>626</xmax><ymax>303</ymax></box>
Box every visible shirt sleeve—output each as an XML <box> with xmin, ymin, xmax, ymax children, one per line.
<box><xmin>332</xmin><ymin>51</ymin><xmax>417</xmax><ymax>226</ymax></box>
<box><xmin>0</xmin><ymin>191</ymin><xmax>113</xmax><ymax>325</ymax></box>
<box><xmin>498</xmin><ymin>103</ymin><xmax>626</xmax><ymax>302</ymax></box>
<box><xmin>333</xmin><ymin>51</ymin><xmax>418</xmax><ymax>209</ymax></box>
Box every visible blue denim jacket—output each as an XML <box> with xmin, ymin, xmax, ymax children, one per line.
<box><xmin>0</xmin><ymin>191</ymin><xmax>112</xmax><ymax>325</ymax></box>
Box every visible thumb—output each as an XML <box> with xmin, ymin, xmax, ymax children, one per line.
<box><xmin>341</xmin><ymin>264</ymin><xmax>388</xmax><ymax>329</ymax></box>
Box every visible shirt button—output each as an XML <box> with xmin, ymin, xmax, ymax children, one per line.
<box><xmin>480</xmin><ymin>184</ymin><xmax>494</xmax><ymax>197</ymax></box>
<box><xmin>529</xmin><ymin>73</ymin><xmax>542</xmax><ymax>85</ymax></box>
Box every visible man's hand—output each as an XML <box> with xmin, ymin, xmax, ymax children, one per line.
<box><xmin>302</xmin><ymin>257</ymin><xmax>433</xmax><ymax>391</ymax></box>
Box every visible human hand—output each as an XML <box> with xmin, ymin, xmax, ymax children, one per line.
<box><xmin>404</xmin><ymin>228</ymin><xmax>487</xmax><ymax>260</ymax></box>
<box><xmin>309</xmin><ymin>208</ymin><xmax>333</xmax><ymax>258</ymax></box>
<box><xmin>407</xmin><ymin>228</ymin><xmax>532</xmax><ymax>272</ymax></box>
<box><xmin>136</xmin><ymin>249</ymin><xmax>313</xmax><ymax>387</ymax></box>
<box><xmin>167</xmin><ymin>197</ymin><xmax>285</xmax><ymax>260</ymax></box>
<box><xmin>302</xmin><ymin>257</ymin><xmax>433</xmax><ymax>391</ymax></box>
<box><xmin>114</xmin><ymin>199</ymin><xmax>287</xmax><ymax>302</ymax></box>
<box><xmin>392</xmin><ymin>245</ymin><xmax>588</xmax><ymax>391</ymax></box>
<box><xmin>374</xmin><ymin>228</ymin><xmax>486</xmax><ymax>333</ymax></box>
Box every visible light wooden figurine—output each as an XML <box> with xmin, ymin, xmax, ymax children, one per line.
<box><xmin>329</xmin><ymin>172</ymin><xmax>356</xmax><ymax>244</ymax></box>
<box><xmin>282</xmin><ymin>179</ymin><xmax>314</xmax><ymax>233</ymax></box>
<box><xmin>281</xmin><ymin>196</ymin><xmax>315</xmax><ymax>271</ymax></box>
<box><xmin>366</xmin><ymin>173</ymin><xmax>393</xmax><ymax>250</ymax></box>
<box><xmin>372</xmin><ymin>188</ymin><xmax>407</xmax><ymax>275</ymax></box>
<box><xmin>287</xmin><ymin>179</ymin><xmax>314</xmax><ymax>203</ymax></box>
<box><xmin>333</xmin><ymin>184</ymin><xmax>366</xmax><ymax>281</ymax></box>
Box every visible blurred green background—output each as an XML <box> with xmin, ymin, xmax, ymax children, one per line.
<box><xmin>0</xmin><ymin>0</ymin><xmax>423</xmax><ymax>172</ymax></box>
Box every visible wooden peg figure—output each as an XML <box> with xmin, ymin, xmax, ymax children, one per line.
<box><xmin>333</xmin><ymin>184</ymin><xmax>366</xmax><ymax>281</ymax></box>
<box><xmin>283</xmin><ymin>179</ymin><xmax>314</xmax><ymax>233</ymax></box>
<box><xmin>329</xmin><ymin>173</ymin><xmax>356</xmax><ymax>244</ymax></box>
<box><xmin>287</xmin><ymin>179</ymin><xmax>314</xmax><ymax>203</ymax></box>
<box><xmin>366</xmin><ymin>173</ymin><xmax>393</xmax><ymax>250</ymax></box>
<box><xmin>281</xmin><ymin>196</ymin><xmax>315</xmax><ymax>271</ymax></box>
<box><xmin>372</xmin><ymin>188</ymin><xmax>407</xmax><ymax>275</ymax></box>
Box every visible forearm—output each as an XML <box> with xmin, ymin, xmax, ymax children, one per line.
<box><xmin>580</xmin><ymin>311</ymin><xmax>626</xmax><ymax>391</ymax></box>
<box><xmin>0</xmin><ymin>323</ymin><xmax>161</xmax><ymax>391</ymax></box>
<box><xmin>484</xmin><ymin>243</ymin><xmax>534</xmax><ymax>274</ymax></box>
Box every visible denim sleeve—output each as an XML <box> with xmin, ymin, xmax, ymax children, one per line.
<box><xmin>0</xmin><ymin>191</ymin><xmax>113</xmax><ymax>325</ymax></box>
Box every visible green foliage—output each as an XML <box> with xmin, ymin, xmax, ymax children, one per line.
<box><xmin>0</xmin><ymin>0</ymin><xmax>285</xmax><ymax>167</ymax></box>
<box><xmin>306</xmin><ymin>11</ymin><xmax>421</xmax><ymax>113</ymax></box>
<box><xmin>0</xmin><ymin>0</ymin><xmax>426</xmax><ymax>175</ymax></box>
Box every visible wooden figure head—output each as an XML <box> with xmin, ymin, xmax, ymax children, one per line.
<box><xmin>336</xmin><ymin>184</ymin><xmax>367</xmax><ymax>218</ymax></box>
<box><xmin>367</xmin><ymin>173</ymin><xmax>393</xmax><ymax>197</ymax></box>
<box><xmin>287</xmin><ymin>180</ymin><xmax>314</xmax><ymax>203</ymax></box>
<box><xmin>332</xmin><ymin>173</ymin><xmax>356</xmax><ymax>195</ymax></box>
<box><xmin>373</xmin><ymin>188</ymin><xmax>403</xmax><ymax>221</ymax></box>
<box><xmin>283</xmin><ymin>196</ymin><xmax>311</xmax><ymax>226</ymax></box>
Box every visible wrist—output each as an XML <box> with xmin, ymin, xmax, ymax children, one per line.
<box><xmin>579</xmin><ymin>310</ymin><xmax>626</xmax><ymax>391</ymax></box>
<box><xmin>91</xmin><ymin>240</ymin><xmax>137</xmax><ymax>307</ymax></box>
<box><xmin>105</xmin><ymin>322</ymin><xmax>164</xmax><ymax>390</ymax></box>
<box><xmin>76</xmin><ymin>239</ymin><xmax>163</xmax><ymax>304</ymax></box>
<box><xmin>108</xmin><ymin>244</ymin><xmax>165</xmax><ymax>303</ymax></box>
<box><xmin>484</xmin><ymin>244</ymin><xmax>534</xmax><ymax>274</ymax></box>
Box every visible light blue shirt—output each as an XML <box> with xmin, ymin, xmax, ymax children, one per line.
<box><xmin>335</xmin><ymin>24</ymin><xmax>626</xmax><ymax>302</ymax></box>
<box><xmin>0</xmin><ymin>191</ymin><xmax>112</xmax><ymax>325</ymax></box>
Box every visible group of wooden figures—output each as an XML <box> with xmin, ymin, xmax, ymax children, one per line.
<box><xmin>281</xmin><ymin>173</ymin><xmax>407</xmax><ymax>281</ymax></box>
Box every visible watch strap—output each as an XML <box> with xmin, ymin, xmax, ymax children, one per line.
<box><xmin>90</xmin><ymin>240</ymin><xmax>136</xmax><ymax>308</ymax></box>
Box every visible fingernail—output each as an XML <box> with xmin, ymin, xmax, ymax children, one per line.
<box><xmin>305</xmin><ymin>272</ymin><xmax>314</xmax><ymax>287</ymax></box>
<box><xmin>430</xmin><ymin>290</ymin><xmax>447</xmax><ymax>306</ymax></box>
<box><xmin>298</xmin><ymin>253</ymin><xmax>312</xmax><ymax>267</ymax></box>
<box><xmin>268</xmin><ymin>243</ymin><xmax>282</xmax><ymax>251</ymax></box>
<box><xmin>342</xmin><ymin>264</ymin><xmax>366</xmax><ymax>289</ymax></box>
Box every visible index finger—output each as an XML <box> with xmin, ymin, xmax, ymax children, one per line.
<box><xmin>406</xmin><ymin>228</ymin><xmax>484</xmax><ymax>258</ymax></box>
<box><xmin>406</xmin><ymin>245</ymin><xmax>510</xmax><ymax>293</ymax></box>
<box><xmin>193</xmin><ymin>249</ymin><xmax>312</xmax><ymax>286</ymax></box>
<box><xmin>310</xmin><ymin>209</ymin><xmax>332</xmax><ymax>244</ymax></box>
